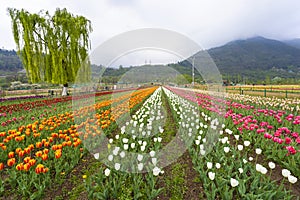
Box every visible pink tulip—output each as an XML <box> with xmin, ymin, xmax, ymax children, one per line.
<box><xmin>264</xmin><ymin>133</ymin><xmax>273</xmax><ymax>139</ymax></box>
<box><xmin>286</xmin><ymin>146</ymin><xmax>297</xmax><ymax>155</ymax></box>
<box><xmin>285</xmin><ymin>137</ymin><xmax>292</xmax><ymax>144</ymax></box>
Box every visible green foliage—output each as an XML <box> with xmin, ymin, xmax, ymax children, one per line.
<box><xmin>7</xmin><ymin>8</ymin><xmax>92</xmax><ymax>84</ymax></box>
<box><xmin>0</xmin><ymin>49</ymin><xmax>23</xmax><ymax>73</ymax></box>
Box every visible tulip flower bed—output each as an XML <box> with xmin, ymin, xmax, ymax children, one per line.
<box><xmin>85</xmin><ymin>87</ymin><xmax>166</xmax><ymax>199</ymax></box>
<box><xmin>0</xmin><ymin>87</ymin><xmax>156</xmax><ymax>199</ymax></box>
<box><xmin>166</xmin><ymin>87</ymin><xmax>299</xmax><ymax>198</ymax></box>
<box><xmin>0</xmin><ymin>89</ymin><xmax>138</xmax><ymax>129</ymax></box>
<box><xmin>1</xmin><ymin>85</ymin><xmax>299</xmax><ymax>199</ymax></box>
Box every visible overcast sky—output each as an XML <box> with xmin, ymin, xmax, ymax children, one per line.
<box><xmin>2</xmin><ymin>0</ymin><xmax>300</xmax><ymax>66</ymax></box>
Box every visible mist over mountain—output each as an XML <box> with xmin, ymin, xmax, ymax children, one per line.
<box><xmin>2</xmin><ymin>36</ymin><xmax>300</xmax><ymax>84</ymax></box>
<box><xmin>283</xmin><ymin>38</ymin><xmax>300</xmax><ymax>49</ymax></box>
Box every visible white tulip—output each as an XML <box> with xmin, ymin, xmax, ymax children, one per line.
<box><xmin>153</xmin><ymin>167</ymin><xmax>161</xmax><ymax>176</ymax></box>
<box><xmin>230</xmin><ymin>178</ymin><xmax>239</xmax><ymax>187</ymax></box>
<box><xmin>256</xmin><ymin>164</ymin><xmax>262</xmax><ymax>172</ymax></box>
<box><xmin>94</xmin><ymin>153</ymin><xmax>99</xmax><ymax>159</ymax></box>
<box><xmin>114</xmin><ymin>163</ymin><xmax>121</xmax><ymax>171</ymax></box>
<box><xmin>215</xmin><ymin>163</ymin><xmax>221</xmax><ymax>169</ymax></box>
<box><xmin>124</xmin><ymin>144</ymin><xmax>129</xmax><ymax>150</ymax></box>
<box><xmin>138</xmin><ymin>163</ymin><xmax>144</xmax><ymax>171</ymax></box>
<box><xmin>234</xmin><ymin>135</ymin><xmax>239</xmax><ymax>140</ymax></box>
<box><xmin>268</xmin><ymin>162</ymin><xmax>275</xmax><ymax>169</ymax></box>
<box><xmin>157</xmin><ymin>137</ymin><xmax>162</xmax><ymax>142</ymax></box>
<box><xmin>238</xmin><ymin>168</ymin><xmax>243</xmax><ymax>174</ymax></box>
<box><xmin>200</xmin><ymin>150</ymin><xmax>206</xmax><ymax>155</ymax></box>
<box><xmin>207</xmin><ymin>162</ymin><xmax>213</xmax><ymax>169</ymax></box>
<box><xmin>244</xmin><ymin>141</ymin><xmax>250</xmax><ymax>147</ymax></box>
<box><xmin>137</xmin><ymin>154</ymin><xmax>143</xmax><ymax>161</ymax></box>
<box><xmin>282</xmin><ymin>169</ymin><xmax>291</xmax><ymax>178</ymax></box>
<box><xmin>288</xmin><ymin>175</ymin><xmax>298</xmax><ymax>184</ymax></box>
<box><xmin>224</xmin><ymin>147</ymin><xmax>230</xmax><ymax>153</ymax></box>
<box><xmin>113</xmin><ymin>147</ymin><xmax>120</xmax><ymax>156</ymax></box>
<box><xmin>237</xmin><ymin>145</ymin><xmax>244</xmax><ymax>151</ymax></box>
<box><xmin>120</xmin><ymin>151</ymin><xmax>125</xmax><ymax>158</ymax></box>
<box><xmin>149</xmin><ymin>151</ymin><xmax>156</xmax><ymax>157</ymax></box>
<box><xmin>104</xmin><ymin>168</ymin><xmax>110</xmax><ymax>176</ymax></box>
<box><xmin>108</xmin><ymin>154</ymin><xmax>113</xmax><ymax>161</ymax></box>
<box><xmin>260</xmin><ymin>167</ymin><xmax>268</xmax><ymax>174</ymax></box>
<box><xmin>255</xmin><ymin>148</ymin><xmax>262</xmax><ymax>155</ymax></box>
<box><xmin>131</xmin><ymin>143</ymin><xmax>136</xmax><ymax>149</ymax></box>
<box><xmin>208</xmin><ymin>171</ymin><xmax>215</xmax><ymax>180</ymax></box>
<box><xmin>249</xmin><ymin>157</ymin><xmax>253</xmax><ymax>161</ymax></box>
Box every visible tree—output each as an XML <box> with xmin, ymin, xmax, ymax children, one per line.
<box><xmin>8</xmin><ymin>8</ymin><xmax>92</xmax><ymax>95</ymax></box>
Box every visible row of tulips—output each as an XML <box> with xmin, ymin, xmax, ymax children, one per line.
<box><xmin>85</xmin><ymin>87</ymin><xmax>167</xmax><ymax>199</ymax></box>
<box><xmin>0</xmin><ymin>87</ymin><xmax>156</xmax><ymax>198</ymax></box>
<box><xmin>169</xmin><ymin>87</ymin><xmax>300</xmax><ymax>176</ymax></box>
<box><xmin>163</xmin><ymin>87</ymin><xmax>298</xmax><ymax>199</ymax></box>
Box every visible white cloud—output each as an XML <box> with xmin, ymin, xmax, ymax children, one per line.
<box><xmin>1</xmin><ymin>0</ymin><xmax>300</xmax><ymax>65</ymax></box>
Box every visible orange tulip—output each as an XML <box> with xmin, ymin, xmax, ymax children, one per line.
<box><xmin>51</xmin><ymin>133</ymin><xmax>58</xmax><ymax>138</ymax></box>
<box><xmin>35</xmin><ymin>151</ymin><xmax>43</xmax><ymax>157</ymax></box>
<box><xmin>8</xmin><ymin>152</ymin><xmax>14</xmax><ymax>158</ymax></box>
<box><xmin>44</xmin><ymin>142</ymin><xmax>50</xmax><ymax>147</ymax></box>
<box><xmin>43</xmin><ymin>148</ymin><xmax>49</xmax><ymax>154</ymax></box>
<box><xmin>36</xmin><ymin>142</ymin><xmax>42</xmax><ymax>148</ymax></box>
<box><xmin>16</xmin><ymin>163</ymin><xmax>24</xmax><ymax>171</ymax></box>
<box><xmin>24</xmin><ymin>147</ymin><xmax>31</xmax><ymax>154</ymax></box>
<box><xmin>35</xmin><ymin>164</ymin><xmax>44</xmax><ymax>174</ymax></box>
<box><xmin>15</xmin><ymin>147</ymin><xmax>22</xmax><ymax>154</ymax></box>
<box><xmin>42</xmin><ymin>154</ymin><xmax>48</xmax><ymax>161</ymax></box>
<box><xmin>52</xmin><ymin>145</ymin><xmax>57</xmax><ymax>151</ymax></box>
<box><xmin>43</xmin><ymin>167</ymin><xmax>49</xmax><ymax>173</ymax></box>
<box><xmin>7</xmin><ymin>158</ymin><xmax>16</xmax><ymax>167</ymax></box>
<box><xmin>18</xmin><ymin>150</ymin><xmax>25</xmax><ymax>158</ymax></box>
<box><xmin>28</xmin><ymin>159</ymin><xmax>36</xmax><ymax>167</ymax></box>
<box><xmin>33</xmin><ymin>133</ymin><xmax>40</xmax><ymax>137</ymax></box>
<box><xmin>24</xmin><ymin>163</ymin><xmax>30</xmax><ymax>171</ymax></box>
<box><xmin>0</xmin><ymin>163</ymin><xmax>4</xmax><ymax>170</ymax></box>
<box><xmin>55</xmin><ymin>150</ymin><xmax>62</xmax><ymax>159</ymax></box>
<box><xmin>28</xmin><ymin>144</ymin><xmax>34</xmax><ymax>150</ymax></box>
<box><xmin>48</xmin><ymin>137</ymin><xmax>54</xmax><ymax>143</ymax></box>
<box><xmin>24</xmin><ymin>157</ymin><xmax>31</xmax><ymax>163</ymax></box>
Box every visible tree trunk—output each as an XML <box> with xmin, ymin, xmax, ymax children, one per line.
<box><xmin>62</xmin><ymin>83</ymin><xmax>68</xmax><ymax>96</ymax></box>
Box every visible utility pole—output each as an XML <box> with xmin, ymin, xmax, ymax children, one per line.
<box><xmin>192</xmin><ymin>57</ymin><xmax>195</xmax><ymax>87</ymax></box>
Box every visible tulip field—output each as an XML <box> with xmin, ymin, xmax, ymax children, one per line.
<box><xmin>0</xmin><ymin>86</ymin><xmax>299</xmax><ymax>199</ymax></box>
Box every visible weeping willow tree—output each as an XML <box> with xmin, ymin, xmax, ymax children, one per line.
<box><xmin>8</xmin><ymin>8</ymin><xmax>92</xmax><ymax>95</ymax></box>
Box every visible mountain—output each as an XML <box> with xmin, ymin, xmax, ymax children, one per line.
<box><xmin>202</xmin><ymin>36</ymin><xmax>300</xmax><ymax>81</ymax></box>
<box><xmin>0</xmin><ymin>49</ymin><xmax>23</xmax><ymax>75</ymax></box>
<box><xmin>283</xmin><ymin>38</ymin><xmax>300</xmax><ymax>49</ymax></box>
